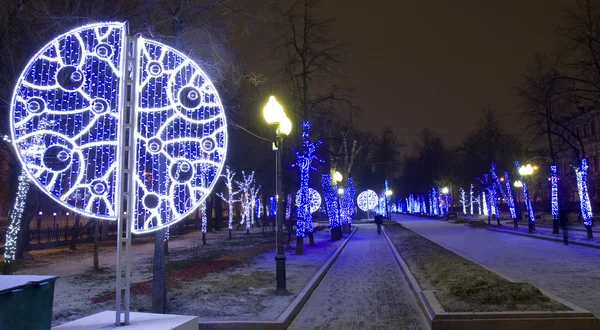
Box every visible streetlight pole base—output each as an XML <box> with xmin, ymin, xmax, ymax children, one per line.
<box><xmin>275</xmin><ymin>254</ymin><xmax>287</xmax><ymax>295</ymax></box>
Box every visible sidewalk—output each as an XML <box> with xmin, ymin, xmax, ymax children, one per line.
<box><xmin>287</xmin><ymin>224</ymin><xmax>429</xmax><ymax>330</ymax></box>
<box><xmin>485</xmin><ymin>221</ymin><xmax>600</xmax><ymax>249</ymax></box>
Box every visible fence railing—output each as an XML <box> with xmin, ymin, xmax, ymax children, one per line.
<box><xmin>0</xmin><ymin>217</ymin><xmax>202</xmax><ymax>253</ymax></box>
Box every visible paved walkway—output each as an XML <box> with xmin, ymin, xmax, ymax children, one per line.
<box><xmin>288</xmin><ymin>224</ymin><xmax>429</xmax><ymax>330</ymax></box>
<box><xmin>394</xmin><ymin>214</ymin><xmax>600</xmax><ymax>318</ymax></box>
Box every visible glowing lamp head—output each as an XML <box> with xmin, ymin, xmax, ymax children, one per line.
<box><xmin>333</xmin><ymin>171</ymin><xmax>343</xmax><ymax>183</ymax></box>
<box><xmin>385</xmin><ymin>190</ymin><xmax>393</xmax><ymax>196</ymax></box>
<box><xmin>442</xmin><ymin>187</ymin><xmax>449</xmax><ymax>194</ymax></box>
<box><xmin>337</xmin><ymin>187</ymin><xmax>344</xmax><ymax>195</ymax></box>
<box><xmin>66</xmin><ymin>212</ymin><xmax>69</xmax><ymax>216</ymax></box>
<box><xmin>514</xmin><ymin>180</ymin><xmax>523</xmax><ymax>188</ymax></box>
<box><xmin>279</xmin><ymin>115</ymin><xmax>292</xmax><ymax>135</ymax></box>
<box><xmin>53</xmin><ymin>212</ymin><xmax>57</xmax><ymax>216</ymax></box>
<box><xmin>263</xmin><ymin>96</ymin><xmax>283</xmax><ymax>123</ymax></box>
<box><xmin>519</xmin><ymin>164</ymin><xmax>534</xmax><ymax>176</ymax></box>
<box><xmin>38</xmin><ymin>211</ymin><xmax>43</xmax><ymax>215</ymax></box>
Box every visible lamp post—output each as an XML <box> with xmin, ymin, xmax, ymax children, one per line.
<box><xmin>53</xmin><ymin>212</ymin><xmax>57</xmax><ymax>228</ymax></box>
<box><xmin>518</xmin><ymin>164</ymin><xmax>535</xmax><ymax>233</ymax></box>
<box><xmin>332</xmin><ymin>171</ymin><xmax>344</xmax><ymax>238</ymax></box>
<box><xmin>263</xmin><ymin>96</ymin><xmax>291</xmax><ymax>295</ymax></box>
<box><xmin>66</xmin><ymin>212</ymin><xmax>70</xmax><ymax>228</ymax></box>
<box><xmin>442</xmin><ymin>187</ymin><xmax>449</xmax><ymax>220</ymax></box>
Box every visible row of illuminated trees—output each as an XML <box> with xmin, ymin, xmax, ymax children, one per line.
<box><xmin>401</xmin><ymin>159</ymin><xmax>594</xmax><ymax>238</ymax></box>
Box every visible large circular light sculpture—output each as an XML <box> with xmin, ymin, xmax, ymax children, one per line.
<box><xmin>295</xmin><ymin>188</ymin><xmax>322</xmax><ymax>213</ymax></box>
<box><xmin>357</xmin><ymin>189</ymin><xmax>378</xmax><ymax>212</ymax></box>
<box><xmin>10</xmin><ymin>22</ymin><xmax>227</xmax><ymax>234</ymax></box>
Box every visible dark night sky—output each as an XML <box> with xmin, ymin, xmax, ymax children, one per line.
<box><xmin>315</xmin><ymin>0</ymin><xmax>574</xmax><ymax>147</ymax></box>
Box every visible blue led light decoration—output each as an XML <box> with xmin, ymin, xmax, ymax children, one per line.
<box><xmin>490</xmin><ymin>163</ymin><xmax>516</xmax><ymax>219</ymax></box>
<box><xmin>503</xmin><ymin>172</ymin><xmax>517</xmax><ymax>219</ymax></box>
<box><xmin>9</xmin><ymin>22</ymin><xmax>228</xmax><ymax>234</ymax></box>
<box><xmin>515</xmin><ymin>161</ymin><xmax>535</xmax><ymax>224</ymax></box>
<box><xmin>269</xmin><ymin>196</ymin><xmax>276</xmax><ymax>217</ymax></box>
<box><xmin>292</xmin><ymin>121</ymin><xmax>324</xmax><ymax>239</ymax></box>
<box><xmin>575</xmin><ymin>159</ymin><xmax>593</xmax><ymax>227</ymax></box>
<box><xmin>357</xmin><ymin>189</ymin><xmax>378</xmax><ymax>212</ymax></box>
<box><xmin>295</xmin><ymin>188</ymin><xmax>322</xmax><ymax>213</ymax></box>
<box><xmin>346</xmin><ymin>177</ymin><xmax>356</xmax><ymax>224</ymax></box>
<box><xmin>431</xmin><ymin>187</ymin><xmax>439</xmax><ymax>217</ymax></box>
<box><xmin>321</xmin><ymin>174</ymin><xmax>340</xmax><ymax>228</ymax></box>
<box><xmin>550</xmin><ymin>164</ymin><xmax>558</xmax><ymax>221</ymax></box>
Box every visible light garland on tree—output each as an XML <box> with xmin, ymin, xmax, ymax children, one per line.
<box><xmin>515</xmin><ymin>161</ymin><xmax>535</xmax><ymax>224</ymax></box>
<box><xmin>482</xmin><ymin>192</ymin><xmax>488</xmax><ymax>216</ymax></box>
<box><xmin>431</xmin><ymin>187</ymin><xmax>438</xmax><ymax>217</ymax></box>
<box><xmin>346</xmin><ymin>177</ymin><xmax>356</xmax><ymax>224</ymax></box>
<box><xmin>235</xmin><ymin>171</ymin><xmax>256</xmax><ymax>231</ymax></box>
<box><xmin>504</xmin><ymin>171</ymin><xmax>516</xmax><ymax>219</ymax></box>
<box><xmin>217</xmin><ymin>166</ymin><xmax>240</xmax><ymax>230</ymax></box>
<box><xmin>269</xmin><ymin>196</ymin><xmax>276</xmax><ymax>217</ymax></box>
<box><xmin>575</xmin><ymin>159</ymin><xmax>593</xmax><ymax>227</ymax></box>
<box><xmin>460</xmin><ymin>188</ymin><xmax>466</xmax><ymax>214</ymax></box>
<box><xmin>469</xmin><ymin>184</ymin><xmax>474</xmax><ymax>215</ymax></box>
<box><xmin>321</xmin><ymin>174</ymin><xmax>340</xmax><ymax>228</ymax></box>
<box><xmin>550</xmin><ymin>164</ymin><xmax>558</xmax><ymax>221</ymax></box>
<box><xmin>9</xmin><ymin>22</ymin><xmax>228</xmax><ymax>234</ymax></box>
<box><xmin>3</xmin><ymin>170</ymin><xmax>31</xmax><ymax>263</ymax></box>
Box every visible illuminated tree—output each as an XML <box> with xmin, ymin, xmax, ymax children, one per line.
<box><xmin>292</xmin><ymin>121</ymin><xmax>324</xmax><ymax>254</ymax></box>
<box><xmin>217</xmin><ymin>166</ymin><xmax>240</xmax><ymax>240</ymax></box>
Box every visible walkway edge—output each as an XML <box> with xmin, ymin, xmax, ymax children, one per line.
<box><xmin>384</xmin><ymin>224</ymin><xmax>600</xmax><ymax>330</ymax></box>
<box><xmin>484</xmin><ymin>225</ymin><xmax>600</xmax><ymax>249</ymax></box>
<box><xmin>382</xmin><ymin>227</ymin><xmax>435</xmax><ymax>327</ymax></box>
<box><xmin>197</xmin><ymin>226</ymin><xmax>358</xmax><ymax>330</ymax></box>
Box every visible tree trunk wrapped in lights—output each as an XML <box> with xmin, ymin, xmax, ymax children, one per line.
<box><xmin>217</xmin><ymin>166</ymin><xmax>240</xmax><ymax>240</ymax></box>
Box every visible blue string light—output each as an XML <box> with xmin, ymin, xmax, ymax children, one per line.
<box><xmin>575</xmin><ymin>159</ymin><xmax>593</xmax><ymax>226</ymax></box>
<box><xmin>321</xmin><ymin>174</ymin><xmax>340</xmax><ymax>228</ymax></box>
<box><xmin>550</xmin><ymin>164</ymin><xmax>558</xmax><ymax>221</ymax></box>
<box><xmin>292</xmin><ymin>121</ymin><xmax>324</xmax><ymax>239</ymax></box>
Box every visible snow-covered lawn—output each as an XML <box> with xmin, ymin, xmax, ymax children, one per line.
<box><xmin>9</xmin><ymin>225</ymin><xmax>342</xmax><ymax>326</ymax></box>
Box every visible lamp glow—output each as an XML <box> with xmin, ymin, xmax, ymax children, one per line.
<box><xmin>333</xmin><ymin>171</ymin><xmax>343</xmax><ymax>183</ymax></box>
<box><xmin>338</xmin><ymin>187</ymin><xmax>344</xmax><ymax>195</ymax></box>
<box><xmin>514</xmin><ymin>180</ymin><xmax>523</xmax><ymax>187</ymax></box>
<box><xmin>442</xmin><ymin>187</ymin><xmax>449</xmax><ymax>194</ymax></box>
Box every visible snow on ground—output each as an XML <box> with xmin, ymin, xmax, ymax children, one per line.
<box><xmin>10</xmin><ymin>224</ymin><xmax>342</xmax><ymax>326</ymax></box>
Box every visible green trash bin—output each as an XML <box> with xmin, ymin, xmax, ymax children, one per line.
<box><xmin>0</xmin><ymin>275</ymin><xmax>59</xmax><ymax>330</ymax></box>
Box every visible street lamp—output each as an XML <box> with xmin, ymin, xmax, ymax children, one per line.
<box><xmin>53</xmin><ymin>212</ymin><xmax>57</xmax><ymax>227</ymax></box>
<box><xmin>441</xmin><ymin>187</ymin><xmax>449</xmax><ymax>220</ymax></box>
<box><xmin>518</xmin><ymin>164</ymin><xmax>535</xmax><ymax>232</ymax></box>
<box><xmin>263</xmin><ymin>95</ymin><xmax>291</xmax><ymax>295</ymax></box>
<box><xmin>66</xmin><ymin>212</ymin><xmax>70</xmax><ymax>228</ymax></box>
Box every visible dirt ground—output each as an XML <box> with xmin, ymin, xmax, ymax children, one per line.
<box><xmin>7</xmin><ymin>225</ymin><xmax>342</xmax><ymax>326</ymax></box>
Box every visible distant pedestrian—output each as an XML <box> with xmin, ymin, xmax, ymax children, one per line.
<box><xmin>559</xmin><ymin>209</ymin><xmax>569</xmax><ymax>245</ymax></box>
<box><xmin>374</xmin><ymin>214</ymin><xmax>383</xmax><ymax>234</ymax></box>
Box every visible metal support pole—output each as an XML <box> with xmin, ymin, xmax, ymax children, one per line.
<box><xmin>115</xmin><ymin>29</ymin><xmax>138</xmax><ymax>325</ymax></box>
<box><xmin>275</xmin><ymin>133</ymin><xmax>287</xmax><ymax>295</ymax></box>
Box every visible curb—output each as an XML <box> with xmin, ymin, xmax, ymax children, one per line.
<box><xmin>484</xmin><ymin>225</ymin><xmax>600</xmax><ymax>250</ymax></box>
<box><xmin>197</xmin><ymin>226</ymin><xmax>358</xmax><ymax>330</ymax></box>
<box><xmin>383</xmin><ymin>224</ymin><xmax>600</xmax><ymax>330</ymax></box>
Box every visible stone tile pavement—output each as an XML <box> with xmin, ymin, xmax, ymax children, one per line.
<box><xmin>287</xmin><ymin>224</ymin><xmax>429</xmax><ymax>330</ymax></box>
<box><xmin>394</xmin><ymin>214</ymin><xmax>600</xmax><ymax>318</ymax></box>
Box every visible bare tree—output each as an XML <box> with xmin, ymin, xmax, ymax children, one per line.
<box><xmin>273</xmin><ymin>0</ymin><xmax>353</xmax><ymax>121</ymax></box>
